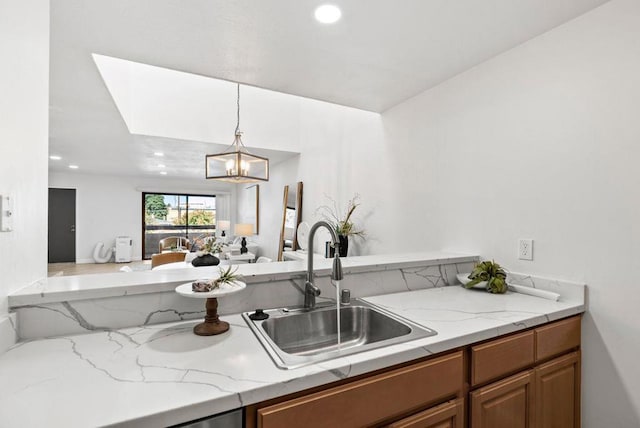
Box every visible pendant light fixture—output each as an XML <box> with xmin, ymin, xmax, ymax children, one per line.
<box><xmin>205</xmin><ymin>84</ymin><xmax>269</xmax><ymax>183</ymax></box>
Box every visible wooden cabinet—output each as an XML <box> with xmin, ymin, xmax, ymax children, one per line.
<box><xmin>469</xmin><ymin>316</ymin><xmax>581</xmax><ymax>428</ymax></box>
<box><xmin>247</xmin><ymin>315</ymin><xmax>581</xmax><ymax>428</ymax></box>
<box><xmin>535</xmin><ymin>352</ymin><xmax>581</xmax><ymax>428</ymax></box>
<box><xmin>471</xmin><ymin>370</ymin><xmax>535</xmax><ymax>428</ymax></box>
<box><xmin>386</xmin><ymin>399</ymin><xmax>464</xmax><ymax>428</ymax></box>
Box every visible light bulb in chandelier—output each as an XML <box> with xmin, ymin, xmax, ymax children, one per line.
<box><xmin>224</xmin><ymin>159</ymin><xmax>251</xmax><ymax>177</ymax></box>
<box><xmin>225</xmin><ymin>159</ymin><xmax>235</xmax><ymax>175</ymax></box>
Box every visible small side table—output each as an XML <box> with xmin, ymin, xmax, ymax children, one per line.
<box><xmin>225</xmin><ymin>252</ymin><xmax>256</xmax><ymax>263</ymax></box>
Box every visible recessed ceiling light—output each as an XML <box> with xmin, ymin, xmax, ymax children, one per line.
<box><xmin>49</xmin><ymin>155</ymin><xmax>62</xmax><ymax>160</ymax></box>
<box><xmin>314</xmin><ymin>4</ymin><xmax>341</xmax><ymax>24</ymax></box>
<box><xmin>154</xmin><ymin>152</ymin><xmax>164</xmax><ymax>157</ymax></box>
<box><xmin>160</xmin><ymin>171</ymin><xmax>167</xmax><ymax>175</ymax></box>
<box><xmin>69</xmin><ymin>165</ymin><xmax>79</xmax><ymax>169</ymax></box>
<box><xmin>157</xmin><ymin>164</ymin><xmax>165</xmax><ymax>168</ymax></box>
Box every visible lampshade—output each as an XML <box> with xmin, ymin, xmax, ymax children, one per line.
<box><xmin>234</xmin><ymin>223</ymin><xmax>253</xmax><ymax>236</ymax></box>
<box><xmin>218</xmin><ymin>220</ymin><xmax>230</xmax><ymax>230</ymax></box>
<box><xmin>205</xmin><ymin>84</ymin><xmax>269</xmax><ymax>183</ymax></box>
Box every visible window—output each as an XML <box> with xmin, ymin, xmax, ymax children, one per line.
<box><xmin>142</xmin><ymin>192</ymin><xmax>216</xmax><ymax>259</ymax></box>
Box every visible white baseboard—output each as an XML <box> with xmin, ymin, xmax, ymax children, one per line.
<box><xmin>76</xmin><ymin>256</ymin><xmax>142</xmax><ymax>264</ymax></box>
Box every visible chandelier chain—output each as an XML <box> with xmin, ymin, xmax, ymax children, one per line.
<box><xmin>235</xmin><ymin>83</ymin><xmax>241</xmax><ymax>135</ymax></box>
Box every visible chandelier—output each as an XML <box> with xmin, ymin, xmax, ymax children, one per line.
<box><xmin>205</xmin><ymin>84</ymin><xmax>269</xmax><ymax>182</ymax></box>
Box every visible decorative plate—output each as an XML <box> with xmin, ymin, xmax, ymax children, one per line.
<box><xmin>297</xmin><ymin>222</ymin><xmax>310</xmax><ymax>251</ymax></box>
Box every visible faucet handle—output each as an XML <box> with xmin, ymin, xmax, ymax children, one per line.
<box><xmin>305</xmin><ymin>281</ymin><xmax>321</xmax><ymax>296</ymax></box>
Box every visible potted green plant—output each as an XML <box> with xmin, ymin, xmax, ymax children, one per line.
<box><xmin>316</xmin><ymin>194</ymin><xmax>365</xmax><ymax>257</ymax></box>
<box><xmin>464</xmin><ymin>260</ymin><xmax>508</xmax><ymax>294</ymax></box>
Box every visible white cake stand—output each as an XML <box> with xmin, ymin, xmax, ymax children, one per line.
<box><xmin>176</xmin><ymin>281</ymin><xmax>246</xmax><ymax>336</ymax></box>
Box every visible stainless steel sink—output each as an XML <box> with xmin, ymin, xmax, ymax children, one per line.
<box><xmin>243</xmin><ymin>299</ymin><xmax>436</xmax><ymax>369</ymax></box>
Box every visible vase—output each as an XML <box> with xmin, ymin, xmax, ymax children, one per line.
<box><xmin>191</xmin><ymin>254</ymin><xmax>220</xmax><ymax>267</ymax></box>
<box><xmin>338</xmin><ymin>235</ymin><xmax>348</xmax><ymax>257</ymax></box>
<box><xmin>328</xmin><ymin>235</ymin><xmax>349</xmax><ymax>258</ymax></box>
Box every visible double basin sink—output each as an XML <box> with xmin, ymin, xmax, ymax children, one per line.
<box><xmin>242</xmin><ymin>299</ymin><xmax>437</xmax><ymax>369</ymax></box>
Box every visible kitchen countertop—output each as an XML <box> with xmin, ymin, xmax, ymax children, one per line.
<box><xmin>0</xmin><ymin>284</ymin><xmax>584</xmax><ymax>427</ymax></box>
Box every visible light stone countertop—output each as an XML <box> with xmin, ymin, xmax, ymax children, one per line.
<box><xmin>9</xmin><ymin>252</ymin><xmax>477</xmax><ymax>306</ymax></box>
<box><xmin>0</xmin><ymin>283</ymin><xmax>585</xmax><ymax>427</ymax></box>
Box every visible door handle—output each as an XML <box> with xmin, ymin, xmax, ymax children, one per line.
<box><xmin>70</xmin><ymin>225</ymin><xmax>76</xmax><ymax>233</ymax></box>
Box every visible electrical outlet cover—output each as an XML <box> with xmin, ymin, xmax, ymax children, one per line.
<box><xmin>519</xmin><ymin>239</ymin><xmax>533</xmax><ymax>260</ymax></box>
<box><xmin>0</xmin><ymin>195</ymin><xmax>13</xmax><ymax>232</ymax></box>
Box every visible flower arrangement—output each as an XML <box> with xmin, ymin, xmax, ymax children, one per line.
<box><xmin>316</xmin><ymin>194</ymin><xmax>366</xmax><ymax>238</ymax></box>
<box><xmin>194</xmin><ymin>234</ymin><xmax>227</xmax><ymax>256</ymax></box>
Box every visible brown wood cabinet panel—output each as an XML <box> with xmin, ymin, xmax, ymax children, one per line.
<box><xmin>470</xmin><ymin>370</ymin><xmax>534</xmax><ymax>428</ymax></box>
<box><xmin>257</xmin><ymin>351</ymin><xmax>464</xmax><ymax>428</ymax></box>
<box><xmin>535</xmin><ymin>316</ymin><xmax>581</xmax><ymax>362</ymax></box>
<box><xmin>535</xmin><ymin>351</ymin><xmax>581</xmax><ymax>428</ymax></box>
<box><xmin>471</xmin><ymin>331</ymin><xmax>535</xmax><ymax>386</ymax></box>
<box><xmin>386</xmin><ymin>398</ymin><xmax>464</xmax><ymax>428</ymax></box>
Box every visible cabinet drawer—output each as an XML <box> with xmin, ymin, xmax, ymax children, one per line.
<box><xmin>386</xmin><ymin>398</ymin><xmax>464</xmax><ymax>428</ymax></box>
<box><xmin>471</xmin><ymin>331</ymin><xmax>534</xmax><ymax>386</ymax></box>
<box><xmin>535</xmin><ymin>316</ymin><xmax>581</xmax><ymax>361</ymax></box>
<box><xmin>257</xmin><ymin>351</ymin><xmax>464</xmax><ymax>428</ymax></box>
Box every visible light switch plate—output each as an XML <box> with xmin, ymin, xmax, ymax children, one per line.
<box><xmin>0</xmin><ymin>195</ymin><xmax>13</xmax><ymax>232</ymax></box>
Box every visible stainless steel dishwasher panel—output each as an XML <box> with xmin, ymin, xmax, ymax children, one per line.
<box><xmin>174</xmin><ymin>408</ymin><xmax>242</xmax><ymax>428</ymax></box>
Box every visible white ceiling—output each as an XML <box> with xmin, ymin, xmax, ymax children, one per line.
<box><xmin>49</xmin><ymin>0</ymin><xmax>609</xmax><ymax>179</ymax></box>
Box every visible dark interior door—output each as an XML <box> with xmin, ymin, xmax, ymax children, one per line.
<box><xmin>48</xmin><ymin>188</ymin><xmax>76</xmax><ymax>263</ymax></box>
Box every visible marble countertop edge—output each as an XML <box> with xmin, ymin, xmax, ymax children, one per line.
<box><xmin>8</xmin><ymin>252</ymin><xmax>478</xmax><ymax>307</ymax></box>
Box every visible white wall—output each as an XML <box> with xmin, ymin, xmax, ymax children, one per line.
<box><xmin>49</xmin><ymin>172</ymin><xmax>234</xmax><ymax>262</ymax></box>
<box><xmin>239</xmin><ymin>97</ymin><xmax>393</xmax><ymax>261</ymax></box>
<box><xmin>383</xmin><ymin>0</ymin><xmax>640</xmax><ymax>425</ymax></box>
<box><xmin>0</xmin><ymin>0</ymin><xmax>49</xmax><ymax>321</ymax></box>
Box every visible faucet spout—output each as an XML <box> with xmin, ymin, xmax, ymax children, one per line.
<box><xmin>304</xmin><ymin>221</ymin><xmax>344</xmax><ymax>309</ymax></box>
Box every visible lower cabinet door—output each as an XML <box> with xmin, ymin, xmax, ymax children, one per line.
<box><xmin>387</xmin><ymin>398</ymin><xmax>464</xmax><ymax>428</ymax></box>
<box><xmin>470</xmin><ymin>370</ymin><xmax>534</xmax><ymax>428</ymax></box>
<box><xmin>535</xmin><ymin>351</ymin><xmax>580</xmax><ymax>428</ymax></box>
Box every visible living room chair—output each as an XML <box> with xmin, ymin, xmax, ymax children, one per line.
<box><xmin>151</xmin><ymin>252</ymin><xmax>187</xmax><ymax>268</ymax></box>
<box><xmin>158</xmin><ymin>236</ymin><xmax>190</xmax><ymax>253</ymax></box>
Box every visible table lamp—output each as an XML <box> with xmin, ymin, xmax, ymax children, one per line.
<box><xmin>218</xmin><ymin>220</ymin><xmax>230</xmax><ymax>242</ymax></box>
<box><xmin>234</xmin><ymin>223</ymin><xmax>253</xmax><ymax>254</ymax></box>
